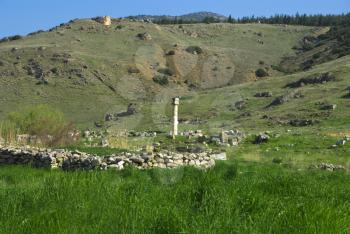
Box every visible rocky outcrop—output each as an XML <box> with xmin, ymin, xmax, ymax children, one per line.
<box><xmin>0</xmin><ymin>146</ymin><xmax>220</xmax><ymax>170</ymax></box>
<box><xmin>93</xmin><ymin>16</ymin><xmax>112</xmax><ymax>26</ymax></box>
<box><xmin>137</xmin><ymin>32</ymin><xmax>152</xmax><ymax>41</ymax></box>
<box><xmin>254</xmin><ymin>92</ymin><xmax>272</xmax><ymax>97</ymax></box>
<box><xmin>267</xmin><ymin>90</ymin><xmax>303</xmax><ymax>107</ymax></box>
<box><xmin>285</xmin><ymin>72</ymin><xmax>335</xmax><ymax>88</ymax></box>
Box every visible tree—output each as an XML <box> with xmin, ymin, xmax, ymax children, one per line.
<box><xmin>228</xmin><ymin>15</ymin><xmax>233</xmax><ymax>23</ymax></box>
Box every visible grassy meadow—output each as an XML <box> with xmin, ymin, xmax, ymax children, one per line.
<box><xmin>1</xmin><ymin>160</ymin><xmax>350</xmax><ymax>233</ymax></box>
<box><xmin>1</xmin><ymin>132</ymin><xmax>350</xmax><ymax>233</ymax></box>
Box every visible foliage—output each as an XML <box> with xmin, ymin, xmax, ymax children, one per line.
<box><xmin>154</xmin><ymin>12</ymin><xmax>350</xmax><ymax>27</ymax></box>
<box><xmin>153</xmin><ymin>75</ymin><xmax>169</xmax><ymax>86</ymax></box>
<box><xmin>0</xmin><ymin>35</ymin><xmax>22</xmax><ymax>43</ymax></box>
<box><xmin>1</xmin><ymin>162</ymin><xmax>350</xmax><ymax>233</ymax></box>
<box><xmin>157</xmin><ymin>68</ymin><xmax>174</xmax><ymax>76</ymax></box>
<box><xmin>186</xmin><ymin>46</ymin><xmax>203</xmax><ymax>54</ymax></box>
<box><xmin>1</xmin><ymin>105</ymin><xmax>75</xmax><ymax>147</ymax></box>
<box><xmin>255</xmin><ymin>68</ymin><xmax>269</xmax><ymax>77</ymax></box>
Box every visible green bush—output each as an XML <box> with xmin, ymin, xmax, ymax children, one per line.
<box><xmin>157</xmin><ymin>68</ymin><xmax>174</xmax><ymax>76</ymax></box>
<box><xmin>153</xmin><ymin>75</ymin><xmax>169</xmax><ymax>86</ymax></box>
<box><xmin>186</xmin><ymin>46</ymin><xmax>203</xmax><ymax>55</ymax></box>
<box><xmin>255</xmin><ymin>68</ymin><xmax>269</xmax><ymax>78</ymax></box>
<box><xmin>2</xmin><ymin>105</ymin><xmax>75</xmax><ymax>146</ymax></box>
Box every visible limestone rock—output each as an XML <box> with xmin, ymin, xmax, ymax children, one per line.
<box><xmin>255</xmin><ymin>133</ymin><xmax>269</xmax><ymax>144</ymax></box>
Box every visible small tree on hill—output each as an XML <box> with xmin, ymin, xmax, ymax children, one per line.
<box><xmin>255</xmin><ymin>68</ymin><xmax>269</xmax><ymax>78</ymax></box>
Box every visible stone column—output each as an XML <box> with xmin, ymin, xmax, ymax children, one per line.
<box><xmin>172</xmin><ymin>97</ymin><xmax>180</xmax><ymax>139</ymax></box>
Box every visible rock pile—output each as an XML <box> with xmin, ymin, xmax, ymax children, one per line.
<box><xmin>310</xmin><ymin>163</ymin><xmax>346</xmax><ymax>172</ymax></box>
<box><xmin>267</xmin><ymin>90</ymin><xmax>303</xmax><ymax>107</ymax></box>
<box><xmin>137</xmin><ymin>32</ymin><xmax>152</xmax><ymax>41</ymax></box>
<box><xmin>285</xmin><ymin>72</ymin><xmax>335</xmax><ymax>88</ymax></box>
<box><xmin>254</xmin><ymin>133</ymin><xmax>270</xmax><ymax>144</ymax></box>
<box><xmin>254</xmin><ymin>92</ymin><xmax>273</xmax><ymax>97</ymax></box>
<box><xmin>0</xmin><ymin>147</ymin><xmax>219</xmax><ymax>170</ymax></box>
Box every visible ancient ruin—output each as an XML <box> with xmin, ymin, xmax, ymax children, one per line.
<box><xmin>172</xmin><ymin>97</ymin><xmax>180</xmax><ymax>139</ymax></box>
<box><xmin>0</xmin><ymin>146</ymin><xmax>220</xmax><ymax>170</ymax></box>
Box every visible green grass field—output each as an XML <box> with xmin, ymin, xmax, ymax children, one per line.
<box><xmin>1</xmin><ymin>132</ymin><xmax>350</xmax><ymax>233</ymax></box>
<box><xmin>1</xmin><ymin>161</ymin><xmax>350</xmax><ymax>234</ymax></box>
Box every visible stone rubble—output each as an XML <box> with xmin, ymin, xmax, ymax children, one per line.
<box><xmin>0</xmin><ymin>146</ymin><xmax>221</xmax><ymax>171</ymax></box>
<box><xmin>310</xmin><ymin>163</ymin><xmax>346</xmax><ymax>172</ymax></box>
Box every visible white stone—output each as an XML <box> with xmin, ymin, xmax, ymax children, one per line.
<box><xmin>211</xmin><ymin>152</ymin><xmax>227</xmax><ymax>161</ymax></box>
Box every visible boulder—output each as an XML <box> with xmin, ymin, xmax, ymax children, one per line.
<box><xmin>289</xmin><ymin>119</ymin><xmax>316</xmax><ymax>127</ymax></box>
<box><xmin>254</xmin><ymin>92</ymin><xmax>272</xmax><ymax>97</ymax></box>
<box><xmin>137</xmin><ymin>32</ymin><xmax>152</xmax><ymax>41</ymax></box>
<box><xmin>93</xmin><ymin>16</ymin><xmax>112</xmax><ymax>26</ymax></box>
<box><xmin>105</xmin><ymin>113</ymin><xmax>113</xmax><ymax>121</ymax></box>
<box><xmin>234</xmin><ymin>101</ymin><xmax>247</xmax><ymax>110</ymax></box>
<box><xmin>286</xmin><ymin>73</ymin><xmax>335</xmax><ymax>88</ymax></box>
<box><xmin>130</xmin><ymin>156</ymin><xmax>144</xmax><ymax>164</ymax></box>
<box><xmin>310</xmin><ymin>163</ymin><xmax>346</xmax><ymax>171</ymax></box>
<box><xmin>254</xmin><ymin>133</ymin><xmax>269</xmax><ymax>144</ymax></box>
<box><xmin>210</xmin><ymin>152</ymin><xmax>227</xmax><ymax>161</ymax></box>
<box><xmin>320</xmin><ymin>104</ymin><xmax>337</xmax><ymax>111</ymax></box>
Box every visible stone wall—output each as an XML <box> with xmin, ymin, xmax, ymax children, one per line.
<box><xmin>0</xmin><ymin>147</ymin><xmax>222</xmax><ymax>171</ymax></box>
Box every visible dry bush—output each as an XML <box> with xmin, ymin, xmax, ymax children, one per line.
<box><xmin>1</xmin><ymin>105</ymin><xmax>76</xmax><ymax>147</ymax></box>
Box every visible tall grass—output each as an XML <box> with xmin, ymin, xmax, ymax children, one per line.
<box><xmin>0</xmin><ymin>162</ymin><xmax>349</xmax><ymax>233</ymax></box>
<box><xmin>0</xmin><ymin>105</ymin><xmax>76</xmax><ymax>147</ymax></box>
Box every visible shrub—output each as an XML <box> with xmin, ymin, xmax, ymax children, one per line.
<box><xmin>166</xmin><ymin>50</ymin><xmax>175</xmax><ymax>56</ymax></box>
<box><xmin>186</xmin><ymin>46</ymin><xmax>203</xmax><ymax>55</ymax></box>
<box><xmin>153</xmin><ymin>75</ymin><xmax>169</xmax><ymax>85</ymax></box>
<box><xmin>128</xmin><ymin>67</ymin><xmax>140</xmax><ymax>74</ymax></box>
<box><xmin>312</xmin><ymin>53</ymin><xmax>321</xmax><ymax>59</ymax></box>
<box><xmin>2</xmin><ymin>105</ymin><xmax>75</xmax><ymax>146</ymax></box>
<box><xmin>255</xmin><ymin>68</ymin><xmax>269</xmax><ymax>78</ymax></box>
<box><xmin>157</xmin><ymin>68</ymin><xmax>174</xmax><ymax>76</ymax></box>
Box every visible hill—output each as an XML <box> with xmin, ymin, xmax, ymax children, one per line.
<box><xmin>0</xmin><ymin>18</ymin><xmax>317</xmax><ymax>128</ymax></box>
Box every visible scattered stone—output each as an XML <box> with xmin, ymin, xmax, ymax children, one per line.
<box><xmin>310</xmin><ymin>163</ymin><xmax>346</xmax><ymax>171</ymax></box>
<box><xmin>137</xmin><ymin>32</ymin><xmax>152</xmax><ymax>41</ymax></box>
<box><xmin>105</xmin><ymin>113</ymin><xmax>113</xmax><ymax>121</ymax></box>
<box><xmin>234</xmin><ymin>100</ymin><xmax>247</xmax><ymax>110</ymax></box>
<box><xmin>254</xmin><ymin>133</ymin><xmax>269</xmax><ymax>144</ymax></box>
<box><xmin>267</xmin><ymin>90</ymin><xmax>303</xmax><ymax>107</ymax></box>
<box><xmin>128</xmin><ymin>67</ymin><xmax>140</xmax><ymax>74</ymax></box>
<box><xmin>320</xmin><ymin>104</ymin><xmax>337</xmax><ymax>111</ymax></box>
<box><xmin>211</xmin><ymin>152</ymin><xmax>227</xmax><ymax>161</ymax></box>
<box><xmin>289</xmin><ymin>119</ymin><xmax>317</xmax><ymax>127</ymax></box>
<box><xmin>254</xmin><ymin>92</ymin><xmax>272</xmax><ymax>97</ymax></box>
<box><xmin>186</xmin><ymin>46</ymin><xmax>203</xmax><ymax>55</ymax></box>
<box><xmin>166</xmin><ymin>50</ymin><xmax>175</xmax><ymax>56</ymax></box>
<box><xmin>285</xmin><ymin>72</ymin><xmax>335</xmax><ymax>88</ymax></box>
<box><xmin>336</xmin><ymin>139</ymin><xmax>347</xmax><ymax>146</ymax></box>
<box><xmin>116</xmin><ymin>103</ymin><xmax>137</xmax><ymax>117</ymax></box>
<box><xmin>101</xmin><ymin>139</ymin><xmax>109</xmax><ymax>147</ymax></box>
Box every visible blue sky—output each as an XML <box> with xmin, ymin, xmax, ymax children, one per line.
<box><xmin>1</xmin><ymin>0</ymin><xmax>349</xmax><ymax>37</ymax></box>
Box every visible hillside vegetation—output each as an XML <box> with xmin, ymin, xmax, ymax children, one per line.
<box><xmin>1</xmin><ymin>16</ymin><xmax>350</xmax><ymax>234</ymax></box>
<box><xmin>0</xmin><ymin>19</ymin><xmax>316</xmax><ymax>127</ymax></box>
